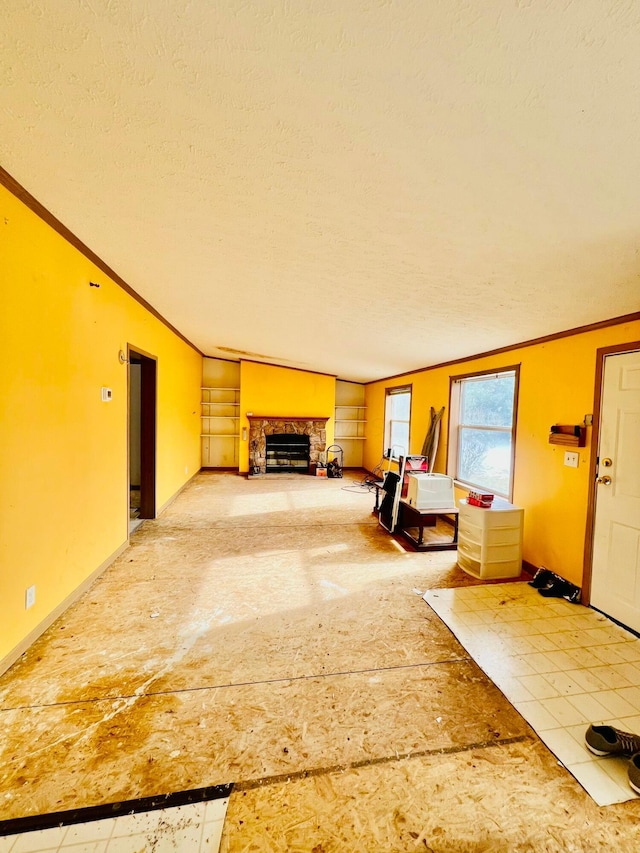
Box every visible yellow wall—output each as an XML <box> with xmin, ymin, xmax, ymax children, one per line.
<box><xmin>0</xmin><ymin>185</ymin><xmax>202</xmax><ymax>664</ymax></box>
<box><xmin>239</xmin><ymin>362</ymin><xmax>335</xmax><ymax>472</ymax></box>
<box><xmin>364</xmin><ymin>320</ymin><xmax>640</xmax><ymax>587</ymax></box>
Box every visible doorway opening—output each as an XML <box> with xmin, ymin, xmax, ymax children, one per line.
<box><xmin>129</xmin><ymin>348</ymin><xmax>157</xmax><ymax>534</ymax></box>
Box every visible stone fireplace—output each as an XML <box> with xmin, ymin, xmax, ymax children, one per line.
<box><xmin>248</xmin><ymin>416</ymin><xmax>329</xmax><ymax>475</ymax></box>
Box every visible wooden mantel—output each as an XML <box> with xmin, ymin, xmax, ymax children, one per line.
<box><xmin>247</xmin><ymin>415</ymin><xmax>330</xmax><ymax>422</ymax></box>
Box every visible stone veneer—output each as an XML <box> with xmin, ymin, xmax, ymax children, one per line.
<box><xmin>248</xmin><ymin>416</ymin><xmax>329</xmax><ymax>475</ymax></box>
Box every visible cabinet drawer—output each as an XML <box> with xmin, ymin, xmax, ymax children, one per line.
<box><xmin>457</xmin><ymin>549</ymin><xmax>482</xmax><ymax>578</ymax></box>
<box><xmin>485</xmin><ymin>526</ymin><xmax>522</xmax><ymax>547</ymax></box>
<box><xmin>459</xmin><ymin>502</ymin><xmax>523</xmax><ymax>530</ymax></box>
<box><xmin>458</xmin><ymin>546</ymin><xmax>522</xmax><ymax>579</ymax></box>
<box><xmin>458</xmin><ymin>519</ymin><xmax>482</xmax><ymax>541</ymax></box>
<box><xmin>458</xmin><ymin>538</ymin><xmax>520</xmax><ymax>563</ymax></box>
<box><xmin>459</xmin><ymin>523</ymin><xmax>521</xmax><ymax>550</ymax></box>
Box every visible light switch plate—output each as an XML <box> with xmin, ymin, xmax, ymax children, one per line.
<box><xmin>564</xmin><ymin>451</ymin><xmax>579</xmax><ymax>468</ymax></box>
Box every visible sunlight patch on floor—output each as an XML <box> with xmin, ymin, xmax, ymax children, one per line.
<box><xmin>227</xmin><ymin>492</ymin><xmax>290</xmax><ymax>516</ymax></box>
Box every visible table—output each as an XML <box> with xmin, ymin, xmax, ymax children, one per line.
<box><xmin>397</xmin><ymin>499</ymin><xmax>459</xmax><ymax>551</ymax></box>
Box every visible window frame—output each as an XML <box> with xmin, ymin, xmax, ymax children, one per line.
<box><xmin>447</xmin><ymin>365</ymin><xmax>520</xmax><ymax>499</ymax></box>
<box><xmin>384</xmin><ymin>384</ymin><xmax>412</xmax><ymax>460</ymax></box>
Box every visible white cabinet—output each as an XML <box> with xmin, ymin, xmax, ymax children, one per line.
<box><xmin>334</xmin><ymin>380</ymin><xmax>366</xmax><ymax>468</ymax></box>
<box><xmin>457</xmin><ymin>498</ymin><xmax>523</xmax><ymax>579</ymax></box>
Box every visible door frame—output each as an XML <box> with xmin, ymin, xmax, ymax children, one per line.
<box><xmin>582</xmin><ymin>339</ymin><xmax>640</xmax><ymax>604</ymax></box>
<box><xmin>128</xmin><ymin>345</ymin><xmax>157</xmax><ymax>521</ymax></box>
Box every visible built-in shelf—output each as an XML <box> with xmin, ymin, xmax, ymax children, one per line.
<box><xmin>201</xmin><ymin>363</ymin><xmax>241</xmax><ymax>468</ymax></box>
<box><xmin>200</xmin><ymin>433</ymin><xmax>238</xmax><ymax>438</ymax></box>
<box><xmin>334</xmin><ymin>381</ymin><xmax>366</xmax><ymax>467</ymax></box>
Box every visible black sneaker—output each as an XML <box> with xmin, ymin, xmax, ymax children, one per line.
<box><xmin>628</xmin><ymin>753</ymin><xmax>640</xmax><ymax>794</ymax></box>
<box><xmin>539</xmin><ymin>578</ymin><xmax>573</xmax><ymax>598</ymax></box>
<box><xmin>563</xmin><ymin>586</ymin><xmax>581</xmax><ymax>604</ymax></box>
<box><xmin>528</xmin><ymin>568</ymin><xmax>553</xmax><ymax>589</ymax></box>
<box><xmin>585</xmin><ymin>724</ymin><xmax>640</xmax><ymax>757</ymax></box>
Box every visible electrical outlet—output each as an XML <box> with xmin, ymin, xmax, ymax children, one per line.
<box><xmin>25</xmin><ymin>585</ymin><xmax>36</xmax><ymax>609</ymax></box>
<box><xmin>564</xmin><ymin>451</ymin><xmax>579</xmax><ymax>468</ymax></box>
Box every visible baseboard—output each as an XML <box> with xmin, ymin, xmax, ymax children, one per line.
<box><xmin>156</xmin><ymin>470</ymin><xmax>200</xmax><ymax>515</ymax></box>
<box><xmin>522</xmin><ymin>559</ymin><xmax>537</xmax><ymax>580</ymax></box>
<box><xmin>1</xmin><ymin>473</ymin><xmax>203</xmax><ymax>677</ymax></box>
<box><xmin>0</xmin><ymin>540</ymin><xmax>129</xmax><ymax>678</ymax></box>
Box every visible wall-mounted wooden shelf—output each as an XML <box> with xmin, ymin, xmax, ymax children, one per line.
<box><xmin>548</xmin><ymin>424</ymin><xmax>586</xmax><ymax>447</ymax></box>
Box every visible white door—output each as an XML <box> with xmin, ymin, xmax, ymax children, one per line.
<box><xmin>590</xmin><ymin>350</ymin><xmax>640</xmax><ymax>631</ymax></box>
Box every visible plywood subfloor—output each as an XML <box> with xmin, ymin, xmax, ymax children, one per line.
<box><xmin>1</xmin><ymin>472</ymin><xmax>640</xmax><ymax>851</ymax></box>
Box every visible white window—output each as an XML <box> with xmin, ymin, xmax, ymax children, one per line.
<box><xmin>448</xmin><ymin>367</ymin><xmax>519</xmax><ymax>498</ymax></box>
<box><xmin>385</xmin><ymin>386</ymin><xmax>411</xmax><ymax>458</ymax></box>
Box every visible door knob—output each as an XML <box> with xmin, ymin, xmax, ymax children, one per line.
<box><xmin>597</xmin><ymin>475</ymin><xmax>612</xmax><ymax>485</ymax></box>
<box><xmin>601</xmin><ymin>457</ymin><xmax>613</xmax><ymax>467</ymax></box>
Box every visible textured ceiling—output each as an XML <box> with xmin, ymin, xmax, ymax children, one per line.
<box><xmin>2</xmin><ymin>1</ymin><xmax>640</xmax><ymax>382</ymax></box>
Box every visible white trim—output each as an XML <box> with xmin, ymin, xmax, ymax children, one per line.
<box><xmin>156</xmin><ymin>469</ymin><xmax>201</xmax><ymax>515</ymax></box>
<box><xmin>447</xmin><ymin>379</ymin><xmax>462</xmax><ymax>477</ymax></box>
<box><xmin>384</xmin><ymin>386</ymin><xmax>411</xmax><ymax>458</ymax></box>
<box><xmin>0</xmin><ymin>473</ymin><xmax>200</xmax><ymax>678</ymax></box>
<box><xmin>448</xmin><ymin>369</ymin><xmax>517</xmax><ymax>499</ymax></box>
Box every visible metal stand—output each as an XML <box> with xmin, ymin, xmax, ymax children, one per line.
<box><xmin>326</xmin><ymin>444</ymin><xmax>343</xmax><ymax>478</ymax></box>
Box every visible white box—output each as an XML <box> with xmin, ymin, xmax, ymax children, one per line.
<box><xmin>406</xmin><ymin>473</ymin><xmax>455</xmax><ymax>509</ymax></box>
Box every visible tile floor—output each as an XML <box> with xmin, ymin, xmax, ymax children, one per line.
<box><xmin>0</xmin><ymin>791</ymin><xmax>230</xmax><ymax>853</ymax></box>
<box><xmin>424</xmin><ymin>581</ymin><xmax>640</xmax><ymax>807</ymax></box>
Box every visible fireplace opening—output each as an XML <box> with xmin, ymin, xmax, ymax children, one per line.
<box><xmin>265</xmin><ymin>433</ymin><xmax>310</xmax><ymax>473</ymax></box>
